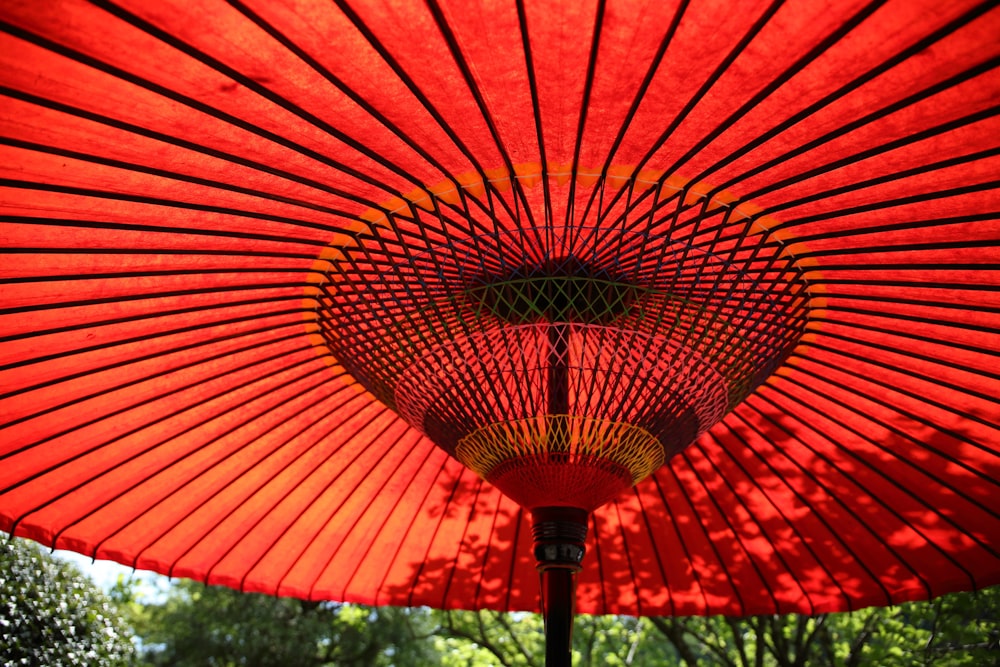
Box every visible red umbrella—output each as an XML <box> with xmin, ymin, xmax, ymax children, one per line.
<box><xmin>2</xmin><ymin>0</ymin><xmax>998</xmax><ymax>663</ymax></box>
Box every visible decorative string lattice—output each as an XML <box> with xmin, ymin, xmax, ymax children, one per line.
<box><xmin>457</xmin><ymin>415</ymin><xmax>663</xmax><ymax>510</ymax></box>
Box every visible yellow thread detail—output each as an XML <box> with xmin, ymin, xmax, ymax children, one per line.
<box><xmin>456</xmin><ymin>415</ymin><xmax>664</xmax><ymax>486</ymax></box>
<box><xmin>549</xmin><ymin>163</ymin><xmax>573</xmax><ymax>185</ymax></box>
<box><xmin>428</xmin><ymin>181</ymin><xmax>460</xmax><ymax>205</ymax></box>
<box><xmin>605</xmin><ymin>165</ymin><xmax>634</xmax><ymax>190</ymax></box>
<box><xmin>457</xmin><ymin>171</ymin><xmax>486</xmax><ymax>196</ymax></box>
<box><xmin>485</xmin><ymin>166</ymin><xmax>513</xmax><ymax>191</ymax></box>
<box><xmin>359</xmin><ymin>208</ymin><xmax>389</xmax><ymax>227</ymax></box>
<box><xmin>514</xmin><ymin>162</ymin><xmax>543</xmax><ymax>187</ymax></box>
<box><xmin>404</xmin><ymin>187</ymin><xmax>434</xmax><ymax>211</ymax></box>
<box><xmin>576</xmin><ymin>170</ymin><xmax>601</xmax><ymax>188</ymax></box>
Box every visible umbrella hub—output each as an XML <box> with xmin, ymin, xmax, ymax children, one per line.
<box><xmin>315</xmin><ymin>174</ymin><xmax>809</xmax><ymax>511</ymax></box>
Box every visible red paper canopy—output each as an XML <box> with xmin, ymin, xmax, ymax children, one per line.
<box><xmin>1</xmin><ymin>0</ymin><xmax>998</xmax><ymax>617</ymax></box>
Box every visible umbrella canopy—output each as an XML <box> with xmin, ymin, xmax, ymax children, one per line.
<box><xmin>1</xmin><ymin>0</ymin><xmax>998</xmax><ymax>624</ymax></box>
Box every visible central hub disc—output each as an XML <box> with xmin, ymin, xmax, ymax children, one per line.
<box><xmin>313</xmin><ymin>171</ymin><xmax>808</xmax><ymax>510</ymax></box>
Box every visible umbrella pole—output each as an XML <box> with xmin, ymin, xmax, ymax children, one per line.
<box><xmin>533</xmin><ymin>506</ymin><xmax>588</xmax><ymax>667</ymax></box>
<box><xmin>537</xmin><ymin>322</ymin><xmax>583</xmax><ymax>666</ymax></box>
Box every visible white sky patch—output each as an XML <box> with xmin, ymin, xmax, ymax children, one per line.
<box><xmin>52</xmin><ymin>548</ymin><xmax>170</xmax><ymax>601</ymax></box>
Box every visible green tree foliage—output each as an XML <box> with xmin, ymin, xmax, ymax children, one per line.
<box><xmin>125</xmin><ymin>580</ymin><xmax>999</xmax><ymax>666</ymax></box>
<box><xmin>0</xmin><ymin>537</ymin><xmax>136</xmax><ymax>667</ymax></box>
<box><xmin>410</xmin><ymin>592</ymin><xmax>1000</xmax><ymax>666</ymax></box>
<box><xmin>126</xmin><ymin>579</ymin><xmax>444</xmax><ymax>666</ymax></box>
<box><xmin>644</xmin><ymin>592</ymin><xmax>1000</xmax><ymax>667</ymax></box>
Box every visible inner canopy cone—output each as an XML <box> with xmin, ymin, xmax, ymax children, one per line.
<box><xmin>313</xmin><ymin>171</ymin><xmax>808</xmax><ymax>513</ymax></box>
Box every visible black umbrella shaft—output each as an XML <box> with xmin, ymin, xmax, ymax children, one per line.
<box><xmin>541</xmin><ymin>567</ymin><xmax>575</xmax><ymax>667</ymax></box>
<box><xmin>532</xmin><ymin>507</ymin><xmax>588</xmax><ymax>667</ymax></box>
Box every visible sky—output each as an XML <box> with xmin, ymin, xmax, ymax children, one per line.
<box><xmin>52</xmin><ymin>548</ymin><xmax>169</xmax><ymax>597</ymax></box>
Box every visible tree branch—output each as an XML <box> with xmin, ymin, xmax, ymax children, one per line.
<box><xmin>649</xmin><ymin>617</ymin><xmax>701</xmax><ymax>667</ymax></box>
<box><xmin>790</xmin><ymin>615</ymin><xmax>809</xmax><ymax>667</ymax></box>
<box><xmin>440</xmin><ymin>610</ymin><xmax>514</xmax><ymax>667</ymax></box>
<box><xmin>846</xmin><ymin>611</ymin><xmax>881</xmax><ymax>667</ymax></box>
<box><xmin>695</xmin><ymin>620</ymin><xmax>740</xmax><ymax>667</ymax></box>
<box><xmin>922</xmin><ymin>597</ymin><xmax>944</xmax><ymax>665</ymax></box>
<box><xmin>795</xmin><ymin>614</ymin><xmax>826</xmax><ymax>667</ymax></box>
<box><xmin>583</xmin><ymin>616</ymin><xmax>597</xmax><ymax>667</ymax></box>
<box><xmin>768</xmin><ymin>615</ymin><xmax>792</xmax><ymax>667</ymax></box>
<box><xmin>623</xmin><ymin>618</ymin><xmax>642</xmax><ymax>666</ymax></box>
<box><xmin>492</xmin><ymin>610</ymin><xmax>538</xmax><ymax>666</ymax></box>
